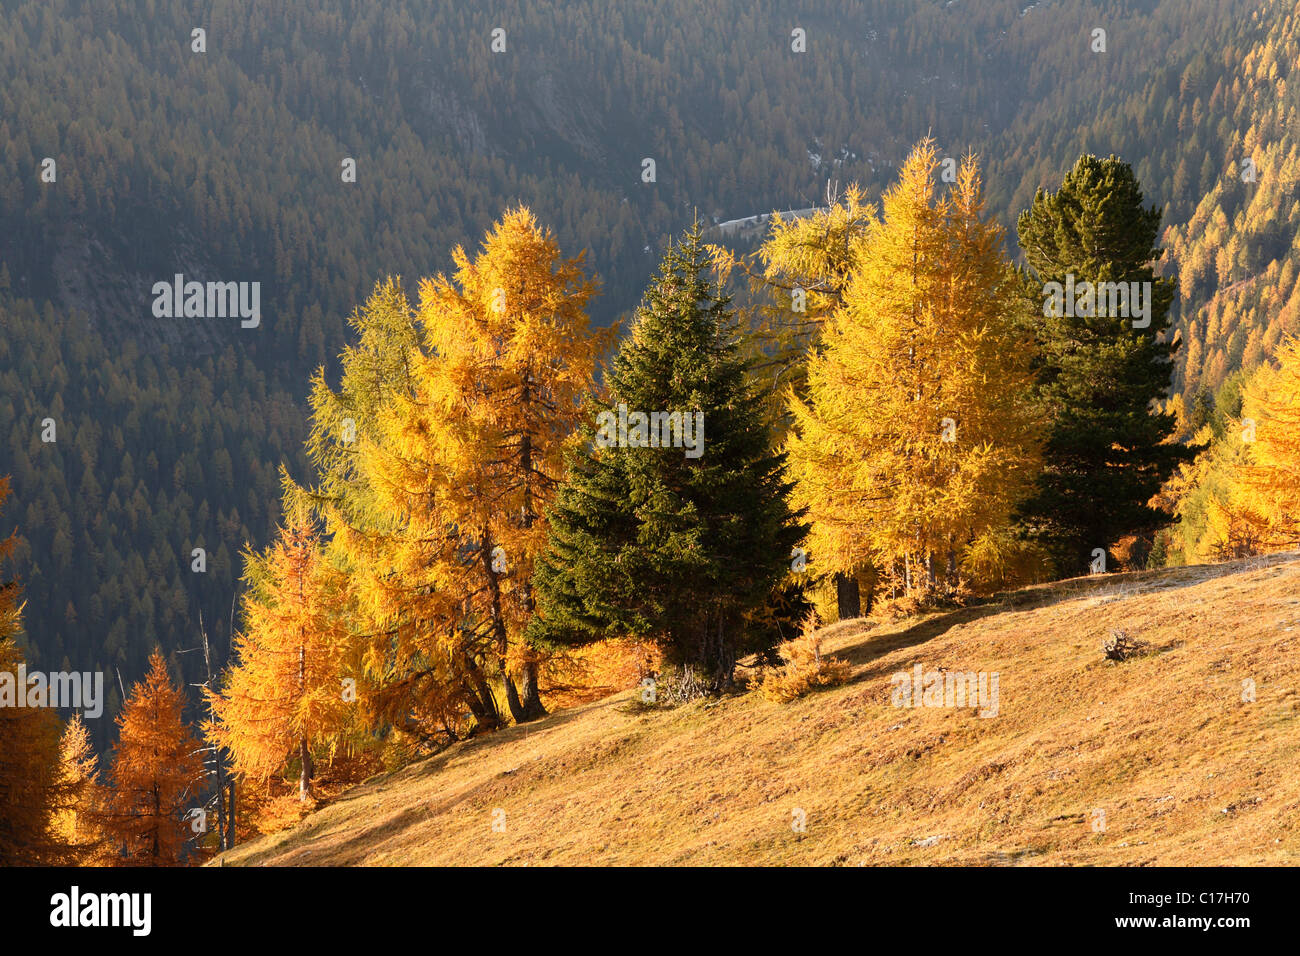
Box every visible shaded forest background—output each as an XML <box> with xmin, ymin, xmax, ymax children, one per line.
<box><xmin>0</xmin><ymin>0</ymin><xmax>1292</xmax><ymax>750</ymax></box>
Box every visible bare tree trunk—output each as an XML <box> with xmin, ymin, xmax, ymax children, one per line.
<box><xmin>514</xmin><ymin>659</ymin><xmax>547</xmax><ymax>721</ymax></box>
<box><xmin>298</xmin><ymin>736</ymin><xmax>313</xmax><ymax>802</ymax></box>
<box><xmin>298</xmin><ymin>643</ymin><xmax>311</xmax><ymax>800</ymax></box>
<box><xmin>152</xmin><ymin>783</ymin><xmax>160</xmax><ymax>863</ymax></box>
<box><xmin>502</xmin><ymin>672</ymin><xmax>526</xmax><ymax>723</ymax></box>
<box><xmin>698</xmin><ymin>608</ymin><xmax>735</xmax><ymax>692</ymax></box>
<box><xmin>512</xmin><ymin>368</ymin><xmax>549</xmax><ymax>723</ymax></box>
<box><xmin>461</xmin><ymin>658</ymin><xmax>501</xmax><ymax>731</ymax></box>
<box><xmin>480</xmin><ymin>531</ymin><xmax>530</xmax><ymax>724</ymax></box>
<box><xmin>226</xmin><ymin>780</ymin><xmax>236</xmax><ymax>849</ymax></box>
<box><xmin>200</xmin><ymin>618</ymin><xmax>229</xmax><ymax>849</ymax></box>
<box><xmin>513</xmin><ymin>568</ymin><xmax>548</xmax><ymax>721</ymax></box>
<box><xmin>215</xmin><ymin>751</ymin><xmax>227</xmax><ymax>850</ymax></box>
<box><xmin>835</xmin><ymin>572</ymin><xmax>861</xmax><ymax>620</ymax></box>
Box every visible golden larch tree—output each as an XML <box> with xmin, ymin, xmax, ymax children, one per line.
<box><xmin>207</xmin><ymin>499</ymin><xmax>353</xmax><ymax>801</ymax></box>
<box><xmin>788</xmin><ymin>141</ymin><xmax>1043</xmax><ymax>598</ymax></box>
<box><xmin>712</xmin><ymin>183</ymin><xmax>879</xmax><ymax>411</ymax></box>
<box><xmin>53</xmin><ymin>713</ymin><xmax>110</xmax><ymax>864</ymax></box>
<box><xmin>1234</xmin><ymin>336</ymin><xmax>1300</xmax><ymax>547</ymax></box>
<box><xmin>304</xmin><ymin>280</ymin><xmax>494</xmax><ymax>737</ymax></box>
<box><xmin>105</xmin><ymin>649</ymin><xmax>204</xmax><ymax>866</ymax></box>
<box><xmin>368</xmin><ymin>206</ymin><xmax>612</xmax><ymax>723</ymax></box>
<box><xmin>0</xmin><ymin>477</ymin><xmax>64</xmax><ymax>865</ymax></box>
<box><xmin>0</xmin><ymin>646</ymin><xmax>64</xmax><ymax>865</ymax></box>
<box><xmin>714</xmin><ymin>186</ymin><xmax>881</xmax><ymax>616</ymax></box>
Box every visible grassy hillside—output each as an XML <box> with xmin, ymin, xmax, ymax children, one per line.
<box><xmin>218</xmin><ymin>554</ymin><xmax>1300</xmax><ymax>866</ymax></box>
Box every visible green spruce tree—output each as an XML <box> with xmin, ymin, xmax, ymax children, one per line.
<box><xmin>1016</xmin><ymin>155</ymin><xmax>1193</xmax><ymax>575</ymax></box>
<box><xmin>529</xmin><ymin>222</ymin><xmax>806</xmax><ymax>691</ymax></box>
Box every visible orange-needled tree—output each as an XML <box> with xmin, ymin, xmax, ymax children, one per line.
<box><xmin>207</xmin><ymin>499</ymin><xmax>353</xmax><ymax>801</ymax></box>
<box><xmin>0</xmin><ymin>477</ymin><xmax>64</xmax><ymax>865</ymax></box>
<box><xmin>104</xmin><ymin>649</ymin><xmax>204</xmax><ymax>865</ymax></box>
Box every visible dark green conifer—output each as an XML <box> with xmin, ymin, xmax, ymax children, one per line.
<box><xmin>1016</xmin><ymin>155</ymin><xmax>1194</xmax><ymax>574</ymax></box>
<box><xmin>529</xmin><ymin>222</ymin><xmax>806</xmax><ymax>689</ymax></box>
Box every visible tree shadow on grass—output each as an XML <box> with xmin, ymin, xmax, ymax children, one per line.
<box><xmin>998</xmin><ymin>550</ymin><xmax>1300</xmax><ymax>614</ymax></box>
<box><xmin>223</xmin><ymin>697</ymin><xmax>618</xmax><ymax>866</ymax></box>
<box><xmin>326</xmin><ymin>700</ymin><xmax>602</xmax><ymax>810</ymax></box>
<box><xmin>828</xmin><ymin>552</ymin><xmax>1300</xmax><ymax>691</ymax></box>
<box><xmin>834</xmin><ymin>602</ymin><xmax>1010</xmax><ymax>685</ymax></box>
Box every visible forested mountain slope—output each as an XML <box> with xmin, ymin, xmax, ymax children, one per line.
<box><xmin>1162</xmin><ymin>1</ymin><xmax>1300</xmax><ymax>402</ymax></box>
<box><xmin>1</xmin><ymin>0</ymin><xmax>1268</xmax><ymax>347</ymax></box>
<box><xmin>0</xmin><ymin>0</ymin><xmax>1285</xmax><ymax>748</ymax></box>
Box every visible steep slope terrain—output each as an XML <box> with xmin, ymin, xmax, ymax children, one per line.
<box><xmin>1163</xmin><ymin>0</ymin><xmax>1300</xmax><ymax>402</ymax></box>
<box><xmin>219</xmin><ymin>554</ymin><xmax>1300</xmax><ymax>866</ymax></box>
<box><xmin>6</xmin><ymin>0</ymin><xmax>1293</xmax><ymax>751</ymax></box>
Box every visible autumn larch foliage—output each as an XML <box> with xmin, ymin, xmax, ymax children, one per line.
<box><xmin>1235</xmin><ymin>336</ymin><xmax>1300</xmax><ymax>548</ymax></box>
<box><xmin>207</xmin><ymin>500</ymin><xmax>352</xmax><ymax>801</ymax></box>
<box><xmin>53</xmin><ymin>712</ymin><xmax>111</xmax><ymax>864</ymax></box>
<box><xmin>787</xmin><ymin>140</ymin><xmax>1043</xmax><ymax>599</ymax></box>
<box><xmin>0</xmin><ymin>476</ymin><xmax>64</xmax><ymax>865</ymax></box>
<box><xmin>1162</xmin><ymin>336</ymin><xmax>1300</xmax><ymax>562</ymax></box>
<box><xmin>709</xmin><ymin>182</ymin><xmax>877</xmax><ymax>419</ymax></box>
<box><xmin>0</xmin><ymin>643</ymin><xmax>64</xmax><ymax>865</ymax></box>
<box><xmin>308</xmin><ymin>208</ymin><xmax>612</xmax><ymax>733</ymax></box>
<box><xmin>105</xmin><ymin>649</ymin><xmax>204</xmax><ymax>866</ymax></box>
<box><xmin>399</xmin><ymin>206</ymin><xmax>614</xmax><ymax>722</ymax></box>
<box><xmin>303</xmin><ymin>279</ymin><xmax>482</xmax><ymax>738</ymax></box>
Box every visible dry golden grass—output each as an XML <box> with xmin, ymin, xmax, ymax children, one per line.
<box><xmin>216</xmin><ymin>553</ymin><xmax>1300</xmax><ymax>866</ymax></box>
